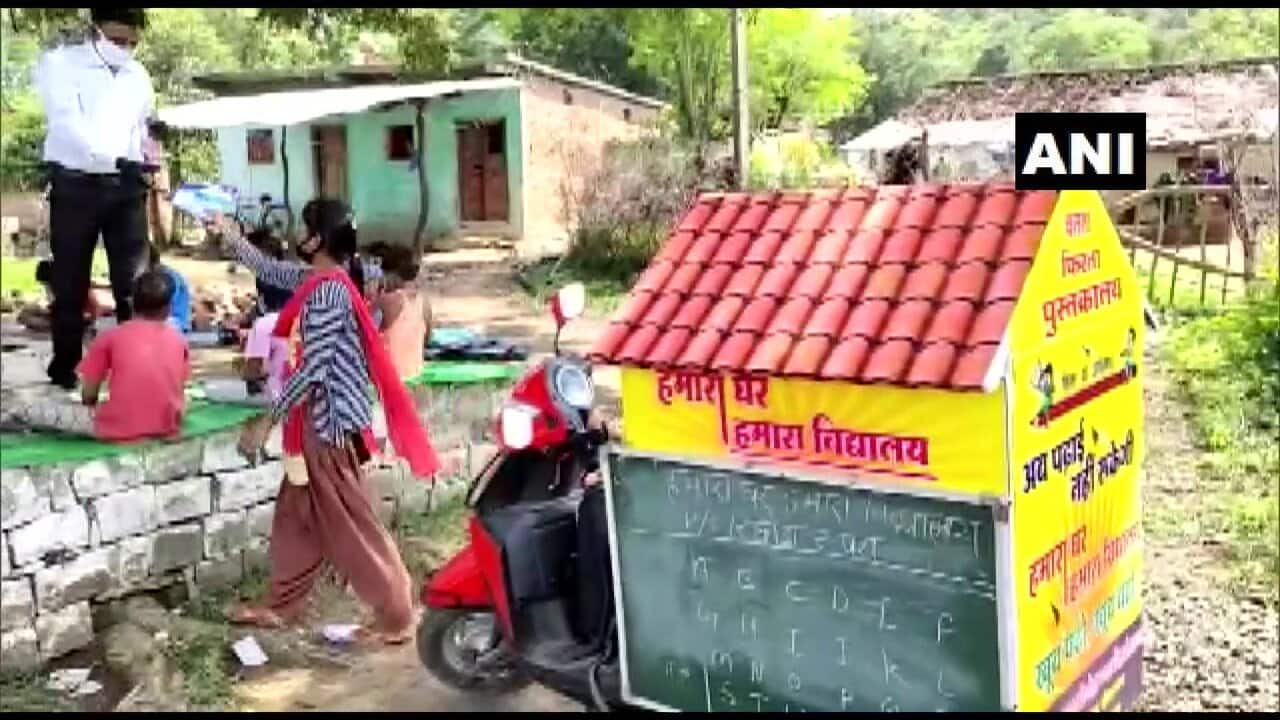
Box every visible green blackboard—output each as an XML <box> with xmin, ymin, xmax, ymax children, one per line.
<box><xmin>604</xmin><ymin>449</ymin><xmax>1006</xmax><ymax>713</ymax></box>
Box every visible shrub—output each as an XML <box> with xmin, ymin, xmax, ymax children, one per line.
<box><xmin>558</xmin><ymin>134</ymin><xmax>725</xmax><ymax>284</ymax></box>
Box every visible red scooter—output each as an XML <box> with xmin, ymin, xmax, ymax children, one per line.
<box><xmin>416</xmin><ymin>283</ymin><xmax>629</xmax><ymax>711</ymax></box>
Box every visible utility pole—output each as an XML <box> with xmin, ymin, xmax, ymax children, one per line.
<box><xmin>730</xmin><ymin>8</ymin><xmax>749</xmax><ymax>190</ymax></box>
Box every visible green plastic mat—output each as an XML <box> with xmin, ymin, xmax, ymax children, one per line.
<box><xmin>0</xmin><ymin>362</ymin><xmax>521</xmax><ymax>469</ymax></box>
<box><xmin>405</xmin><ymin>361</ymin><xmax>523</xmax><ymax>386</ymax></box>
<box><xmin>0</xmin><ymin>400</ymin><xmax>263</xmax><ymax>469</ymax></box>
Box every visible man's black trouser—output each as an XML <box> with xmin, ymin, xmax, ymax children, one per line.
<box><xmin>46</xmin><ymin>166</ymin><xmax>147</xmax><ymax>385</ymax></box>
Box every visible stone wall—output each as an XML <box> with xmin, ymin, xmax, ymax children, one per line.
<box><xmin>0</xmin><ymin>381</ymin><xmax>507</xmax><ymax>671</ymax></box>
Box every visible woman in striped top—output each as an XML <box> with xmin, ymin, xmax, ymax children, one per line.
<box><xmin>213</xmin><ymin>198</ymin><xmax>438</xmax><ymax>645</ymax></box>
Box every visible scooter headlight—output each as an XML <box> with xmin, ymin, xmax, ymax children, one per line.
<box><xmin>552</xmin><ymin>363</ymin><xmax>594</xmax><ymax>410</ymax></box>
<box><xmin>499</xmin><ymin>403</ymin><xmax>538</xmax><ymax>450</ymax></box>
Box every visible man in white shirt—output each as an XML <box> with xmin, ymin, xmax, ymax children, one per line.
<box><xmin>35</xmin><ymin>8</ymin><xmax>156</xmax><ymax>389</ymax></box>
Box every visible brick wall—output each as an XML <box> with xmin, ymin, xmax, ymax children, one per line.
<box><xmin>518</xmin><ymin>73</ymin><xmax>663</xmax><ymax>256</ymax></box>
<box><xmin>0</xmin><ymin>382</ymin><xmax>506</xmax><ymax>670</ymax></box>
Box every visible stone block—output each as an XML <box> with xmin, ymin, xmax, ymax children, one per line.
<box><xmin>244</xmin><ymin>502</ymin><xmax>275</xmax><ymax>538</ymax></box>
<box><xmin>0</xmin><ymin>533</ymin><xmax>9</xmax><ymax>577</ymax></box>
<box><xmin>152</xmin><ymin>523</ymin><xmax>203</xmax><ymax>573</ymax></box>
<box><xmin>0</xmin><ymin>578</ymin><xmax>35</xmax><ymax>631</ymax></box>
<box><xmin>203</xmin><ymin>512</ymin><xmax>248</xmax><ymax>559</ymax></box>
<box><xmin>196</xmin><ymin>555</ymin><xmax>242</xmax><ymax>591</ymax></box>
<box><xmin>34</xmin><ymin>547</ymin><xmax>113</xmax><ymax>613</ymax></box>
<box><xmin>143</xmin><ymin>438</ymin><xmax>205</xmax><ymax>484</ymax></box>
<box><xmin>0</xmin><ymin>624</ymin><xmax>39</xmax><ymax>672</ymax></box>
<box><xmin>0</xmin><ymin>468</ymin><xmax>45</xmax><ymax>528</ymax></box>
<box><xmin>154</xmin><ymin>476</ymin><xmax>213</xmax><ymax>525</ymax></box>
<box><xmin>90</xmin><ymin>487</ymin><xmax>157</xmax><ymax>544</ymax></box>
<box><xmin>9</xmin><ymin>505</ymin><xmax>90</xmax><ymax>566</ymax></box>
<box><xmin>215</xmin><ymin>462</ymin><xmax>281</xmax><ymax>511</ymax></box>
<box><xmin>68</xmin><ymin>455</ymin><xmax>146</xmax><ymax>500</ymax></box>
<box><xmin>30</xmin><ymin>465</ymin><xmax>77</xmax><ymax>511</ymax></box>
<box><xmin>106</xmin><ymin>536</ymin><xmax>154</xmax><ymax>594</ymax></box>
<box><xmin>36</xmin><ymin>601</ymin><xmax>93</xmax><ymax>661</ymax></box>
<box><xmin>202</xmin><ymin>432</ymin><xmax>250</xmax><ymax>474</ymax></box>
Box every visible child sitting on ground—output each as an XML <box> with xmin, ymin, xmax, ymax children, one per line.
<box><xmin>7</xmin><ymin>269</ymin><xmax>191</xmax><ymax>442</ymax></box>
<box><xmin>375</xmin><ymin>244</ymin><xmax>433</xmax><ymax>380</ymax></box>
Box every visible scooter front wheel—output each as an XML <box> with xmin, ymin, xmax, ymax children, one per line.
<box><xmin>417</xmin><ymin>608</ymin><xmax>529</xmax><ymax>693</ymax></box>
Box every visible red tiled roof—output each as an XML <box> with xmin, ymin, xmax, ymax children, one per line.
<box><xmin>589</xmin><ymin>183</ymin><xmax>1056</xmax><ymax>391</ymax></box>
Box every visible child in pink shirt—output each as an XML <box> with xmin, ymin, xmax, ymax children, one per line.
<box><xmin>7</xmin><ymin>270</ymin><xmax>191</xmax><ymax>442</ymax></box>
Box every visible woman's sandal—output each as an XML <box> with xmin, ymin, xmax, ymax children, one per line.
<box><xmin>353</xmin><ymin>624</ymin><xmax>414</xmax><ymax>647</ymax></box>
<box><xmin>228</xmin><ymin>604</ymin><xmax>288</xmax><ymax>629</ymax></box>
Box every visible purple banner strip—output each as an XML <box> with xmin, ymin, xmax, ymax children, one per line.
<box><xmin>1049</xmin><ymin>618</ymin><xmax>1145</xmax><ymax>712</ymax></box>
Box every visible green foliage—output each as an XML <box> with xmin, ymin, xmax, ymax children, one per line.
<box><xmin>840</xmin><ymin>8</ymin><xmax>1280</xmax><ymax>140</ymax></box>
<box><xmin>0</xmin><ymin>94</ymin><xmax>45</xmax><ymax>191</ymax></box>
<box><xmin>748</xmin><ymin>133</ymin><xmax>839</xmax><ymax>190</ymax></box>
<box><xmin>499</xmin><ymin>9</ymin><xmax>659</xmax><ymax>97</ymax></box>
<box><xmin>1017</xmin><ymin>10</ymin><xmax>1154</xmax><ymax>71</ymax></box>
<box><xmin>627</xmin><ymin>9</ymin><xmax>732</xmax><ymax>146</ymax></box>
<box><xmin>747</xmin><ymin>10</ymin><xmax>869</xmax><ymax>130</ymax></box>
<box><xmin>0</xmin><ymin>672</ymin><xmax>73</xmax><ymax>713</ymax></box>
<box><xmin>1166</xmin><ymin>265</ymin><xmax>1280</xmax><ymax>599</ymax></box>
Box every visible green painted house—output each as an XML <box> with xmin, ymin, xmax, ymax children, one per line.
<box><xmin>160</xmin><ymin>56</ymin><xmax>666</xmax><ymax>251</ymax></box>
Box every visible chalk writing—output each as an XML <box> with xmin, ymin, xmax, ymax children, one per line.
<box><xmin>1042</xmin><ymin>277</ymin><xmax>1123</xmax><ymax>337</ymax></box>
<box><xmin>657</xmin><ymin>370</ymin><xmax>719</xmax><ymax>406</ymax></box>
<box><xmin>733</xmin><ymin>375</ymin><xmax>770</xmax><ymax>408</ymax></box>
<box><xmin>1065</xmin><ymin>526</ymin><xmax>1140</xmax><ymax>605</ymax></box>
<box><xmin>1061</xmin><ymin>249</ymin><xmax>1101</xmax><ymax>276</ymax></box>
<box><xmin>610</xmin><ymin>453</ymin><xmax>1002</xmax><ymax>712</ymax></box>
<box><xmin>1028</xmin><ymin>526</ymin><xmax>1088</xmax><ymax>597</ymax></box>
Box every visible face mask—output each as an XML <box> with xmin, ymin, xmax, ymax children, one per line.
<box><xmin>93</xmin><ymin>28</ymin><xmax>133</xmax><ymax>68</ymax></box>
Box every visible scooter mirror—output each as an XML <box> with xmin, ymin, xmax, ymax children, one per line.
<box><xmin>555</xmin><ymin>282</ymin><xmax>587</xmax><ymax>323</ymax></box>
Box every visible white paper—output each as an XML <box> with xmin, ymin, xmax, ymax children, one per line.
<box><xmin>321</xmin><ymin>624</ymin><xmax>362</xmax><ymax>644</ymax></box>
<box><xmin>46</xmin><ymin>668</ymin><xmax>91</xmax><ymax>693</ymax></box>
<box><xmin>232</xmin><ymin>636</ymin><xmax>269</xmax><ymax>667</ymax></box>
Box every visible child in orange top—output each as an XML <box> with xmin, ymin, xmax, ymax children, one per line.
<box><xmin>374</xmin><ymin>245</ymin><xmax>432</xmax><ymax>380</ymax></box>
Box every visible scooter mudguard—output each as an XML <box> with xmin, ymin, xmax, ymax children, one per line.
<box><xmin>422</xmin><ymin>544</ymin><xmax>493</xmax><ymax>609</ymax></box>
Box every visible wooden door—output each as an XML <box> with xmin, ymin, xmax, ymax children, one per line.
<box><xmin>456</xmin><ymin>120</ymin><xmax>508</xmax><ymax>222</ymax></box>
<box><xmin>311</xmin><ymin>125</ymin><xmax>349</xmax><ymax>201</ymax></box>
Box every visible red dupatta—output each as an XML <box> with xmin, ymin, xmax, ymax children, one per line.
<box><xmin>273</xmin><ymin>268</ymin><xmax>440</xmax><ymax>479</ymax></box>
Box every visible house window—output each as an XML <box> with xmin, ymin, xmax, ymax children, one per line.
<box><xmin>562</xmin><ymin>88</ymin><xmax>574</xmax><ymax>105</ymax></box>
<box><xmin>246</xmin><ymin>129</ymin><xmax>275</xmax><ymax>165</ymax></box>
<box><xmin>623</xmin><ymin>107</ymin><xmax>633</xmax><ymax>122</ymax></box>
<box><xmin>386</xmin><ymin>124</ymin><xmax>415</xmax><ymax>161</ymax></box>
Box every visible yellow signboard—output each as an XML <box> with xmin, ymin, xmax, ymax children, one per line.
<box><xmin>1008</xmin><ymin>190</ymin><xmax>1146</xmax><ymax>712</ymax></box>
<box><xmin>620</xmin><ymin>368</ymin><xmax>1009</xmax><ymax>497</ymax></box>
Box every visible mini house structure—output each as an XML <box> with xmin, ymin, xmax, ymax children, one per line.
<box><xmin>590</xmin><ymin>183</ymin><xmax>1146</xmax><ymax>712</ymax></box>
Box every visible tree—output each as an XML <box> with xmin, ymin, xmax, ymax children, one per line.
<box><xmin>1186</xmin><ymin>9</ymin><xmax>1280</xmax><ymax>62</ymax></box>
<box><xmin>1015</xmin><ymin>10</ymin><xmax>1154</xmax><ymax>71</ymax></box>
<box><xmin>746</xmin><ymin>9</ymin><xmax>868</xmax><ymax>130</ymax></box>
<box><xmin>627</xmin><ymin>8</ymin><xmax>731</xmax><ymax>146</ymax></box>
<box><xmin>500</xmin><ymin>8</ymin><xmax>661</xmax><ymax>97</ymax></box>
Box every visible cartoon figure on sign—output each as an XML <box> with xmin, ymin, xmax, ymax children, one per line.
<box><xmin>1122</xmin><ymin>327</ymin><xmax>1138</xmax><ymax>380</ymax></box>
<box><xmin>1033</xmin><ymin>362</ymin><xmax>1055</xmax><ymax>428</ymax></box>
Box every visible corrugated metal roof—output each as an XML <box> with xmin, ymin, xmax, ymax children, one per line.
<box><xmin>843</xmin><ymin>118</ymin><xmax>1014</xmax><ymax>152</ymax></box>
<box><xmin>159</xmin><ymin>77</ymin><xmax>522</xmax><ymax>129</ymax></box>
